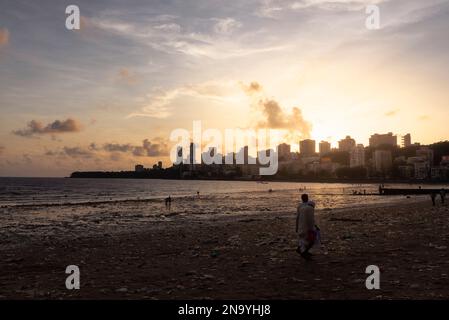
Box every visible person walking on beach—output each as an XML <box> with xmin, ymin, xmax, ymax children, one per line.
<box><xmin>296</xmin><ymin>194</ymin><xmax>317</xmax><ymax>260</ymax></box>
<box><xmin>430</xmin><ymin>193</ymin><xmax>436</xmax><ymax>206</ymax></box>
<box><xmin>165</xmin><ymin>195</ymin><xmax>172</xmax><ymax>210</ymax></box>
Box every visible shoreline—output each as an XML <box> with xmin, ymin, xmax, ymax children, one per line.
<box><xmin>68</xmin><ymin>176</ymin><xmax>449</xmax><ymax>185</ymax></box>
<box><xmin>1</xmin><ymin>198</ymin><xmax>448</xmax><ymax>299</ymax></box>
<box><xmin>0</xmin><ymin>192</ymin><xmax>417</xmax><ymax>209</ymax></box>
<box><xmin>2</xmin><ymin>175</ymin><xmax>449</xmax><ymax>185</ymax></box>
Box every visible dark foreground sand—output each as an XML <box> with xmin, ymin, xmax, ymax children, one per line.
<box><xmin>1</xmin><ymin>199</ymin><xmax>448</xmax><ymax>299</ymax></box>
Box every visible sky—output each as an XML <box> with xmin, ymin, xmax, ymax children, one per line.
<box><xmin>0</xmin><ymin>0</ymin><xmax>448</xmax><ymax>177</ymax></box>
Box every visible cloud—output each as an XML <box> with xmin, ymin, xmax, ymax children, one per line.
<box><xmin>241</xmin><ymin>81</ymin><xmax>263</xmax><ymax>94</ymax></box>
<box><xmin>13</xmin><ymin>118</ymin><xmax>82</xmax><ymax>137</ymax></box>
<box><xmin>418</xmin><ymin>115</ymin><xmax>430</xmax><ymax>121</ymax></box>
<box><xmin>0</xmin><ymin>28</ymin><xmax>9</xmax><ymax>47</ymax></box>
<box><xmin>385</xmin><ymin>109</ymin><xmax>399</xmax><ymax>116</ymax></box>
<box><xmin>44</xmin><ymin>138</ymin><xmax>170</xmax><ymax>161</ymax></box>
<box><xmin>213</xmin><ymin>18</ymin><xmax>242</xmax><ymax>35</ymax></box>
<box><xmin>127</xmin><ymin>81</ymin><xmax>245</xmax><ymax>118</ymax></box>
<box><xmin>255</xmin><ymin>0</ymin><xmax>284</xmax><ymax>18</ymax></box>
<box><xmin>104</xmin><ymin>138</ymin><xmax>170</xmax><ymax>157</ymax></box>
<box><xmin>62</xmin><ymin>146</ymin><xmax>94</xmax><ymax>158</ymax></box>
<box><xmin>103</xmin><ymin>143</ymin><xmax>134</xmax><ymax>153</ymax></box>
<box><xmin>141</xmin><ymin>138</ymin><xmax>170</xmax><ymax>157</ymax></box>
<box><xmin>88</xmin><ymin>142</ymin><xmax>100</xmax><ymax>151</ymax></box>
<box><xmin>257</xmin><ymin>99</ymin><xmax>312</xmax><ymax>136</ymax></box>
<box><xmin>256</xmin><ymin>0</ymin><xmax>386</xmax><ymax>18</ymax></box>
<box><xmin>44</xmin><ymin>143</ymin><xmax>97</xmax><ymax>159</ymax></box>
<box><xmin>0</xmin><ymin>146</ymin><xmax>4</xmax><ymax>155</ymax></box>
<box><xmin>154</xmin><ymin>23</ymin><xmax>182</xmax><ymax>33</ymax></box>
<box><xmin>84</xmin><ymin>14</ymin><xmax>285</xmax><ymax>59</ymax></box>
<box><xmin>242</xmin><ymin>81</ymin><xmax>312</xmax><ymax>139</ymax></box>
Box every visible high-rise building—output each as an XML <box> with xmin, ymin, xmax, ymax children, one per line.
<box><xmin>277</xmin><ymin>143</ymin><xmax>291</xmax><ymax>161</ymax></box>
<box><xmin>189</xmin><ymin>142</ymin><xmax>201</xmax><ymax>166</ymax></box>
<box><xmin>189</xmin><ymin>142</ymin><xmax>195</xmax><ymax>164</ymax></box>
<box><xmin>374</xmin><ymin>150</ymin><xmax>393</xmax><ymax>173</ymax></box>
<box><xmin>319</xmin><ymin>141</ymin><xmax>331</xmax><ymax>155</ymax></box>
<box><xmin>350</xmin><ymin>144</ymin><xmax>366</xmax><ymax>168</ymax></box>
<box><xmin>402</xmin><ymin>133</ymin><xmax>411</xmax><ymax>148</ymax></box>
<box><xmin>299</xmin><ymin>139</ymin><xmax>316</xmax><ymax>156</ymax></box>
<box><xmin>338</xmin><ymin>136</ymin><xmax>356</xmax><ymax>152</ymax></box>
<box><xmin>369</xmin><ymin>133</ymin><xmax>397</xmax><ymax>148</ymax></box>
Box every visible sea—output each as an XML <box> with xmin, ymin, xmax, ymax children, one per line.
<box><xmin>0</xmin><ymin>177</ymin><xmax>442</xmax><ymax>210</ymax></box>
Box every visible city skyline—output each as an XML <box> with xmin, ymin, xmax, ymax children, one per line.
<box><xmin>88</xmin><ymin>132</ymin><xmax>447</xmax><ymax>182</ymax></box>
<box><xmin>1</xmin><ymin>0</ymin><xmax>449</xmax><ymax>177</ymax></box>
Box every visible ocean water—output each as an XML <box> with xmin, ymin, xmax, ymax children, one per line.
<box><xmin>0</xmin><ymin>177</ymin><xmax>436</xmax><ymax>210</ymax></box>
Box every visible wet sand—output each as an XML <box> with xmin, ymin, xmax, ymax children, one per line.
<box><xmin>1</xmin><ymin>199</ymin><xmax>448</xmax><ymax>299</ymax></box>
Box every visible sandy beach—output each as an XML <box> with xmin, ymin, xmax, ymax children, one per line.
<box><xmin>1</xmin><ymin>195</ymin><xmax>448</xmax><ymax>300</ymax></box>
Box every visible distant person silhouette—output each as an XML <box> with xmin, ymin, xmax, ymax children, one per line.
<box><xmin>165</xmin><ymin>195</ymin><xmax>172</xmax><ymax>210</ymax></box>
<box><xmin>431</xmin><ymin>193</ymin><xmax>436</xmax><ymax>206</ymax></box>
<box><xmin>440</xmin><ymin>189</ymin><xmax>446</xmax><ymax>204</ymax></box>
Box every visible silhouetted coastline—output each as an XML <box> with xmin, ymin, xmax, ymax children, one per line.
<box><xmin>69</xmin><ymin>170</ymin><xmax>449</xmax><ymax>184</ymax></box>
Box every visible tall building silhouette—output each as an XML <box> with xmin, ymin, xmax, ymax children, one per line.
<box><xmin>338</xmin><ymin>136</ymin><xmax>356</xmax><ymax>152</ymax></box>
<box><xmin>189</xmin><ymin>142</ymin><xmax>201</xmax><ymax>166</ymax></box>
<box><xmin>278</xmin><ymin>143</ymin><xmax>291</xmax><ymax>161</ymax></box>
<box><xmin>369</xmin><ymin>133</ymin><xmax>397</xmax><ymax>148</ymax></box>
<box><xmin>319</xmin><ymin>141</ymin><xmax>331</xmax><ymax>155</ymax></box>
<box><xmin>299</xmin><ymin>139</ymin><xmax>316</xmax><ymax>156</ymax></box>
<box><xmin>402</xmin><ymin>133</ymin><xmax>412</xmax><ymax>148</ymax></box>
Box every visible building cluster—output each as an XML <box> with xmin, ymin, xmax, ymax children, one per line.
<box><xmin>172</xmin><ymin>143</ymin><xmax>261</xmax><ymax>178</ymax></box>
<box><xmin>135</xmin><ymin>161</ymin><xmax>163</xmax><ymax>173</ymax></box>
<box><xmin>281</xmin><ymin>132</ymin><xmax>448</xmax><ymax>180</ymax></box>
<box><xmin>137</xmin><ymin>133</ymin><xmax>449</xmax><ymax>181</ymax></box>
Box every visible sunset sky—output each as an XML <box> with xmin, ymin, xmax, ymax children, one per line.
<box><xmin>1</xmin><ymin>0</ymin><xmax>448</xmax><ymax>177</ymax></box>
